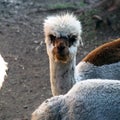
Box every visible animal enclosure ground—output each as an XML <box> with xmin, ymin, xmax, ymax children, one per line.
<box><xmin>0</xmin><ymin>0</ymin><xmax>120</xmax><ymax>120</ymax></box>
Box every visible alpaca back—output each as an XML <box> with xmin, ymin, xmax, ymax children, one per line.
<box><xmin>64</xmin><ymin>80</ymin><xmax>120</xmax><ymax>120</ymax></box>
<box><xmin>32</xmin><ymin>79</ymin><xmax>120</xmax><ymax>120</ymax></box>
<box><xmin>76</xmin><ymin>61</ymin><xmax>120</xmax><ymax>81</ymax></box>
<box><xmin>76</xmin><ymin>38</ymin><xmax>120</xmax><ymax>81</ymax></box>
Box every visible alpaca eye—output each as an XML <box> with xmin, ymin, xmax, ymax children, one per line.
<box><xmin>69</xmin><ymin>35</ymin><xmax>77</xmax><ymax>46</ymax></box>
<box><xmin>49</xmin><ymin>34</ymin><xmax>56</xmax><ymax>42</ymax></box>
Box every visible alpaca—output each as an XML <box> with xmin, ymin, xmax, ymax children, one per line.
<box><xmin>44</xmin><ymin>13</ymin><xmax>120</xmax><ymax>96</ymax></box>
<box><xmin>0</xmin><ymin>54</ymin><xmax>8</xmax><ymax>89</ymax></box>
<box><xmin>32</xmin><ymin>79</ymin><xmax>120</xmax><ymax>120</ymax></box>
<box><xmin>75</xmin><ymin>38</ymin><xmax>120</xmax><ymax>82</ymax></box>
<box><xmin>44</xmin><ymin>13</ymin><xmax>82</xmax><ymax>96</ymax></box>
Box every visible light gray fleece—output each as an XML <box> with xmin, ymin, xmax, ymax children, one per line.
<box><xmin>32</xmin><ymin>79</ymin><xmax>120</xmax><ymax>120</ymax></box>
<box><xmin>76</xmin><ymin>61</ymin><xmax>120</xmax><ymax>81</ymax></box>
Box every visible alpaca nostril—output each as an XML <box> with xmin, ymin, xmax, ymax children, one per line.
<box><xmin>57</xmin><ymin>45</ymin><xmax>65</xmax><ymax>51</ymax></box>
<box><xmin>57</xmin><ymin>45</ymin><xmax>66</xmax><ymax>56</ymax></box>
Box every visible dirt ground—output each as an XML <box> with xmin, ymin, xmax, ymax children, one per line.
<box><xmin>0</xmin><ymin>0</ymin><xmax>120</xmax><ymax>120</ymax></box>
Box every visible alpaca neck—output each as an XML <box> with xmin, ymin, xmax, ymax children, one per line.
<box><xmin>49</xmin><ymin>57</ymin><xmax>76</xmax><ymax>96</ymax></box>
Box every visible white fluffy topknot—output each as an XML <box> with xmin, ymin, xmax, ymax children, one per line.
<box><xmin>44</xmin><ymin>13</ymin><xmax>82</xmax><ymax>46</ymax></box>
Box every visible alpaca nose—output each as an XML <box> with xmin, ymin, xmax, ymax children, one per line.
<box><xmin>57</xmin><ymin>45</ymin><xmax>65</xmax><ymax>51</ymax></box>
<box><xmin>57</xmin><ymin>42</ymin><xmax>66</xmax><ymax>55</ymax></box>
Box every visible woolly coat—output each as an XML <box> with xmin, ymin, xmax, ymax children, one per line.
<box><xmin>32</xmin><ymin>79</ymin><xmax>120</xmax><ymax>120</ymax></box>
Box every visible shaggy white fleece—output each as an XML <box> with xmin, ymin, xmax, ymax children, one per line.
<box><xmin>0</xmin><ymin>54</ymin><xmax>8</xmax><ymax>89</ymax></box>
<box><xmin>44</xmin><ymin>13</ymin><xmax>83</xmax><ymax>46</ymax></box>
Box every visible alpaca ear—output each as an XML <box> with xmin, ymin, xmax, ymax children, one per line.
<box><xmin>80</xmin><ymin>37</ymin><xmax>84</xmax><ymax>47</ymax></box>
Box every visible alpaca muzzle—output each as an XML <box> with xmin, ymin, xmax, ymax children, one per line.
<box><xmin>52</xmin><ymin>38</ymin><xmax>70</xmax><ymax>63</ymax></box>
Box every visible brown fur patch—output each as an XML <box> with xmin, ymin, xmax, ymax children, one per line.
<box><xmin>82</xmin><ymin>38</ymin><xmax>120</xmax><ymax>66</ymax></box>
<box><xmin>52</xmin><ymin>38</ymin><xmax>69</xmax><ymax>63</ymax></box>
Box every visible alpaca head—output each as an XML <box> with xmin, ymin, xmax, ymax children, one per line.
<box><xmin>44</xmin><ymin>13</ymin><xmax>82</xmax><ymax>63</ymax></box>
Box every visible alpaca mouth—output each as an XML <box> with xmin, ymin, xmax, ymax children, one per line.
<box><xmin>55</xmin><ymin>54</ymin><xmax>69</xmax><ymax>63</ymax></box>
<box><xmin>54</xmin><ymin>56</ymin><xmax>69</xmax><ymax>63</ymax></box>
<box><xmin>52</xmin><ymin>49</ymin><xmax>70</xmax><ymax>63</ymax></box>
